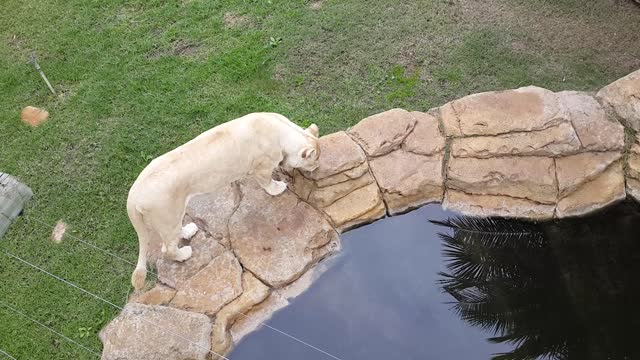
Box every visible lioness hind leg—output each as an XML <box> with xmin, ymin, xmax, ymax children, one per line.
<box><xmin>149</xmin><ymin>210</ymin><xmax>193</xmax><ymax>262</ymax></box>
<box><xmin>163</xmin><ymin>227</ymin><xmax>193</xmax><ymax>262</ymax></box>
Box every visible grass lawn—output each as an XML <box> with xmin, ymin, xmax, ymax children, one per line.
<box><xmin>0</xmin><ymin>0</ymin><xmax>639</xmax><ymax>358</ymax></box>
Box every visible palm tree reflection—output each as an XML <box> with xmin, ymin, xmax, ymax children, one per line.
<box><xmin>432</xmin><ymin>201</ymin><xmax>640</xmax><ymax>360</ymax></box>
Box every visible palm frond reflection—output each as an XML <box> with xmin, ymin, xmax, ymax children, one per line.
<box><xmin>432</xmin><ymin>202</ymin><xmax>640</xmax><ymax>360</ymax></box>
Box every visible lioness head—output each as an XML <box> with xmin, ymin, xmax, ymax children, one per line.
<box><xmin>285</xmin><ymin>124</ymin><xmax>320</xmax><ymax>172</ymax></box>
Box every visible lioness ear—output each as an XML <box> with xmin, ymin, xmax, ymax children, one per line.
<box><xmin>306</xmin><ymin>124</ymin><xmax>319</xmax><ymax>138</ymax></box>
<box><xmin>300</xmin><ymin>147</ymin><xmax>317</xmax><ymax>160</ymax></box>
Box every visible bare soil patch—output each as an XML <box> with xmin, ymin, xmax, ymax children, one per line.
<box><xmin>309</xmin><ymin>0</ymin><xmax>324</xmax><ymax>10</ymax></box>
<box><xmin>459</xmin><ymin>0</ymin><xmax>640</xmax><ymax>72</ymax></box>
<box><xmin>147</xmin><ymin>39</ymin><xmax>200</xmax><ymax>59</ymax></box>
<box><xmin>224</xmin><ymin>12</ymin><xmax>251</xmax><ymax>28</ymax></box>
<box><xmin>172</xmin><ymin>40</ymin><xmax>199</xmax><ymax>56</ymax></box>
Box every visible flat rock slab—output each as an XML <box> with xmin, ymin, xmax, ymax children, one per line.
<box><xmin>446</xmin><ymin>156</ymin><xmax>557</xmax><ymax>204</ymax></box>
<box><xmin>369</xmin><ymin>150</ymin><xmax>443</xmax><ymax>215</ymax></box>
<box><xmin>627</xmin><ymin>177</ymin><xmax>640</xmax><ymax>202</ymax></box>
<box><xmin>597</xmin><ymin>69</ymin><xmax>640</xmax><ymax>131</ymax></box>
<box><xmin>170</xmin><ymin>251</ymin><xmax>243</xmax><ymax>315</ymax></box>
<box><xmin>347</xmin><ymin>108</ymin><xmax>416</xmax><ymax>157</ymax></box>
<box><xmin>306</xmin><ymin>131</ymin><xmax>367</xmax><ymax>181</ymax></box>
<box><xmin>450</xmin><ymin>122</ymin><xmax>580</xmax><ymax>158</ymax></box>
<box><xmin>443</xmin><ymin>190</ymin><xmax>555</xmax><ymax>220</ymax></box>
<box><xmin>402</xmin><ymin>111</ymin><xmax>445</xmax><ymax>155</ymax></box>
<box><xmin>321</xmin><ymin>182</ymin><xmax>386</xmax><ymax>231</ymax></box>
<box><xmin>100</xmin><ymin>303</ymin><xmax>212</xmax><ymax>360</ymax></box>
<box><xmin>315</xmin><ymin>162</ymin><xmax>369</xmax><ymax>188</ymax></box>
<box><xmin>186</xmin><ymin>184</ymin><xmax>241</xmax><ymax>246</ymax></box>
<box><xmin>628</xmin><ymin>141</ymin><xmax>640</xmax><ymax>178</ymax></box>
<box><xmin>441</xmin><ymin>86</ymin><xmax>560</xmax><ymax>137</ymax></box>
<box><xmin>130</xmin><ymin>285</ymin><xmax>176</xmax><ymax>306</ymax></box>
<box><xmin>556</xmin><ymin>161</ymin><xmax>625</xmax><ymax>217</ymax></box>
<box><xmin>308</xmin><ymin>170</ymin><xmax>374</xmax><ymax>208</ymax></box>
<box><xmin>627</xmin><ymin>140</ymin><xmax>640</xmax><ymax>201</ymax></box>
<box><xmin>211</xmin><ymin>272</ymin><xmax>271</xmax><ymax>356</ymax></box>
<box><xmin>556</xmin><ymin>152</ymin><xmax>622</xmax><ymax>197</ymax></box>
<box><xmin>558</xmin><ymin>91</ymin><xmax>625</xmax><ymax>152</ymax></box>
<box><xmin>229</xmin><ymin>180</ymin><xmax>340</xmax><ymax>287</ymax></box>
<box><xmin>156</xmin><ymin>232</ymin><xmax>226</xmax><ymax>288</ymax></box>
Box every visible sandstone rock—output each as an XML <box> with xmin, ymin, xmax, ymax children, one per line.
<box><xmin>556</xmin><ymin>161</ymin><xmax>625</xmax><ymax>218</ymax></box>
<box><xmin>100</xmin><ymin>303</ymin><xmax>212</xmax><ymax>360</ymax></box>
<box><xmin>443</xmin><ymin>190</ymin><xmax>555</xmax><ymax>220</ymax></box>
<box><xmin>555</xmin><ymin>152</ymin><xmax>622</xmax><ymax>197</ymax></box>
<box><xmin>230</xmin><ymin>261</ymin><xmax>335</xmax><ymax>344</ymax></box>
<box><xmin>229</xmin><ymin>181</ymin><xmax>340</xmax><ymax>287</ymax></box>
<box><xmin>347</xmin><ymin>109</ymin><xmax>416</xmax><ymax>157</ymax></box>
<box><xmin>440</xmin><ymin>102</ymin><xmax>463</xmax><ymax>137</ymax></box>
<box><xmin>308</xmin><ymin>171</ymin><xmax>374</xmax><ymax>208</ymax></box>
<box><xmin>157</xmin><ymin>232</ymin><xmax>226</xmax><ymax>288</ymax></box>
<box><xmin>171</xmin><ymin>251</ymin><xmax>243</xmax><ymax>315</ymax></box>
<box><xmin>211</xmin><ymin>272</ymin><xmax>271</xmax><ymax>357</ymax></box>
<box><xmin>130</xmin><ymin>285</ymin><xmax>176</xmax><ymax>306</ymax></box>
<box><xmin>315</xmin><ymin>162</ymin><xmax>370</xmax><ymax>188</ymax></box>
<box><xmin>558</xmin><ymin>91</ymin><xmax>625</xmax><ymax>151</ymax></box>
<box><xmin>440</xmin><ymin>86</ymin><xmax>560</xmax><ymax>137</ymax></box>
<box><xmin>597</xmin><ymin>69</ymin><xmax>640</xmax><ymax>131</ymax></box>
<box><xmin>626</xmin><ymin>177</ymin><xmax>640</xmax><ymax>202</ymax></box>
<box><xmin>450</xmin><ymin>122</ymin><xmax>580</xmax><ymax>158</ymax></box>
<box><xmin>20</xmin><ymin>106</ymin><xmax>49</xmax><ymax>127</ymax></box>
<box><xmin>627</xmin><ymin>142</ymin><xmax>640</xmax><ymax>179</ymax></box>
<box><xmin>306</xmin><ymin>131</ymin><xmax>366</xmax><ymax>180</ymax></box>
<box><xmin>186</xmin><ymin>184</ymin><xmax>241</xmax><ymax>246</ymax></box>
<box><xmin>446</xmin><ymin>156</ymin><xmax>557</xmax><ymax>204</ymax></box>
<box><xmin>402</xmin><ymin>111</ymin><xmax>445</xmax><ymax>155</ymax></box>
<box><xmin>321</xmin><ymin>182</ymin><xmax>386</xmax><ymax>231</ymax></box>
<box><xmin>369</xmin><ymin>150</ymin><xmax>443</xmax><ymax>215</ymax></box>
<box><xmin>230</xmin><ymin>292</ymin><xmax>290</xmax><ymax>344</ymax></box>
<box><xmin>288</xmin><ymin>169</ymin><xmax>315</xmax><ymax>201</ymax></box>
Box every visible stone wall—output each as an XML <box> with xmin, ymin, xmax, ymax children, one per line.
<box><xmin>292</xmin><ymin>69</ymin><xmax>640</xmax><ymax>225</ymax></box>
<box><xmin>100</xmin><ymin>69</ymin><xmax>640</xmax><ymax>359</ymax></box>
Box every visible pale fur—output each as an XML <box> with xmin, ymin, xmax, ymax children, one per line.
<box><xmin>128</xmin><ymin>113</ymin><xmax>320</xmax><ymax>289</ymax></box>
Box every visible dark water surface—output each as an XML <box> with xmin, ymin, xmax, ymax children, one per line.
<box><xmin>230</xmin><ymin>202</ymin><xmax>640</xmax><ymax>360</ymax></box>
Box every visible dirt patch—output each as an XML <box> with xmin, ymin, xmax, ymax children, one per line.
<box><xmin>172</xmin><ymin>40</ymin><xmax>199</xmax><ymax>56</ymax></box>
<box><xmin>7</xmin><ymin>34</ymin><xmax>25</xmax><ymax>51</ymax></box>
<box><xmin>272</xmin><ymin>63</ymin><xmax>286</xmax><ymax>81</ymax></box>
<box><xmin>396</xmin><ymin>44</ymin><xmax>422</xmax><ymax>73</ymax></box>
<box><xmin>309</xmin><ymin>0</ymin><xmax>324</xmax><ymax>10</ymax></box>
<box><xmin>223</xmin><ymin>12</ymin><xmax>251</xmax><ymax>28</ymax></box>
<box><xmin>147</xmin><ymin>39</ymin><xmax>200</xmax><ymax>59</ymax></box>
<box><xmin>459</xmin><ymin>0</ymin><xmax>640</xmax><ymax>72</ymax></box>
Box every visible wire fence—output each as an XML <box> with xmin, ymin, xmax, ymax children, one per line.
<box><xmin>0</xmin><ymin>215</ymin><xmax>345</xmax><ymax>360</ymax></box>
<box><xmin>0</xmin><ymin>299</ymin><xmax>101</xmax><ymax>358</ymax></box>
<box><xmin>0</xmin><ymin>347</ymin><xmax>17</xmax><ymax>360</ymax></box>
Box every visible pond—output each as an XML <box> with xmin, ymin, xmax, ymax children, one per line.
<box><xmin>230</xmin><ymin>202</ymin><xmax>640</xmax><ymax>360</ymax></box>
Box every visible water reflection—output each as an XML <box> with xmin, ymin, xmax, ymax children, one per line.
<box><xmin>434</xmin><ymin>201</ymin><xmax>640</xmax><ymax>360</ymax></box>
<box><xmin>231</xmin><ymin>205</ymin><xmax>510</xmax><ymax>360</ymax></box>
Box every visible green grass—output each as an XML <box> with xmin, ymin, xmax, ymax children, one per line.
<box><xmin>0</xmin><ymin>0</ymin><xmax>638</xmax><ymax>358</ymax></box>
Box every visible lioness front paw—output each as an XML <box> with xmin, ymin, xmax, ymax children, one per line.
<box><xmin>175</xmin><ymin>246</ymin><xmax>193</xmax><ymax>262</ymax></box>
<box><xmin>181</xmin><ymin>222</ymin><xmax>198</xmax><ymax>239</ymax></box>
<box><xmin>266</xmin><ymin>180</ymin><xmax>287</xmax><ymax>196</ymax></box>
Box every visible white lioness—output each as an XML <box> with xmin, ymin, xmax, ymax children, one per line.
<box><xmin>128</xmin><ymin>113</ymin><xmax>320</xmax><ymax>289</ymax></box>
